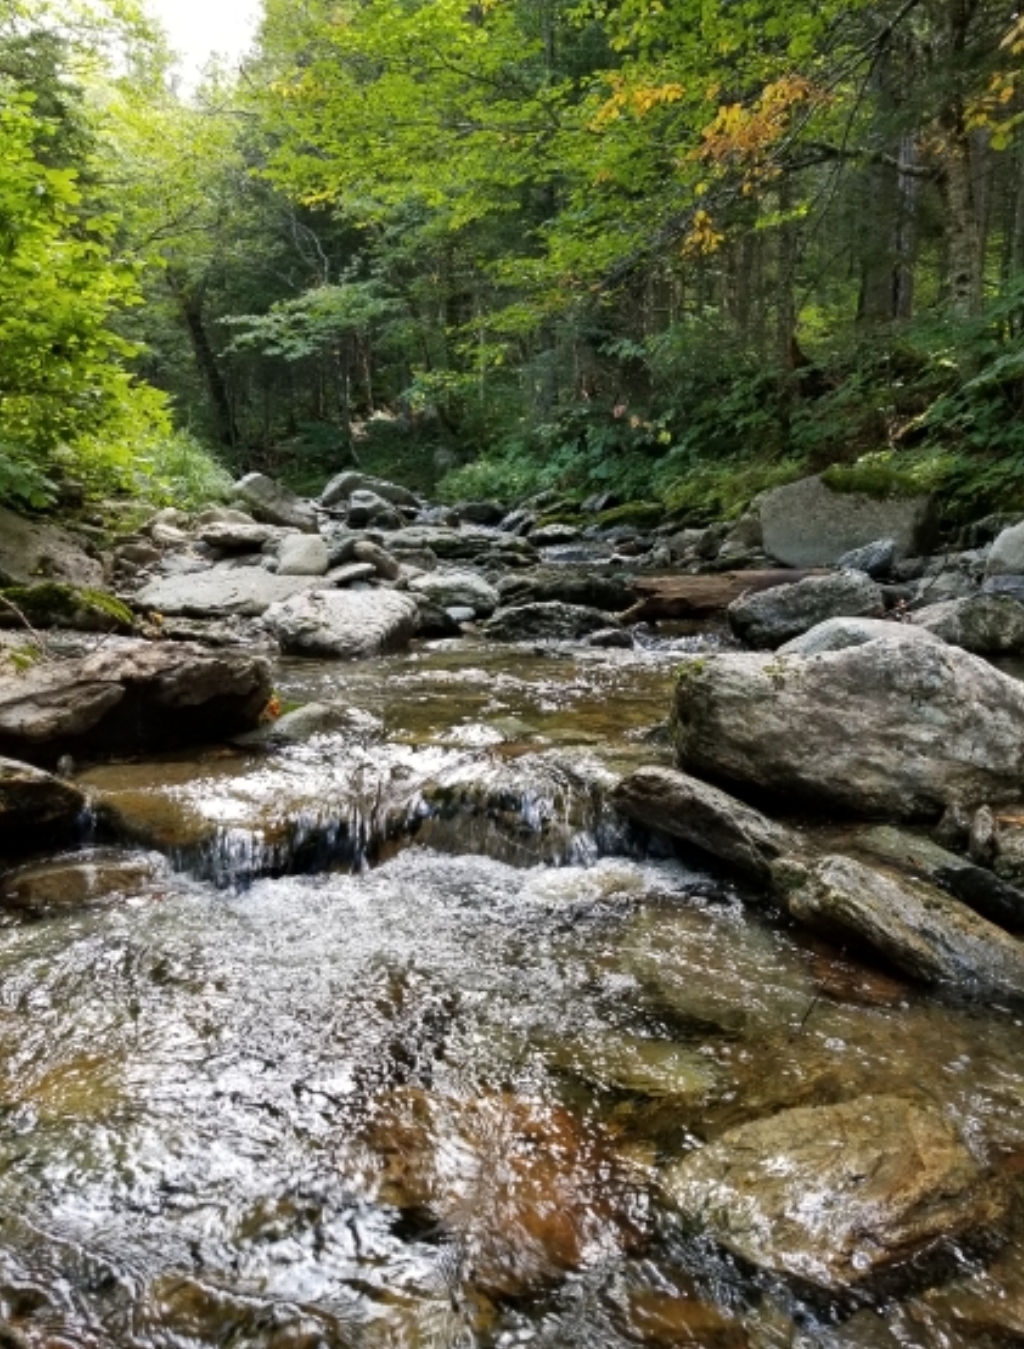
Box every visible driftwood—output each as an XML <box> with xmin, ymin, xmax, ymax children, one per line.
<box><xmin>619</xmin><ymin>570</ymin><xmax>822</xmax><ymax>624</ymax></box>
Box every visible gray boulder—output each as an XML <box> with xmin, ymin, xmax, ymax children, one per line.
<box><xmin>837</xmin><ymin>536</ymin><xmax>897</xmax><ymax>578</ymax></box>
<box><xmin>673</xmin><ymin>637</ymin><xmax>1024</xmax><ymax>819</ymax></box>
<box><xmin>0</xmin><ymin>756</ymin><xmax>86</xmax><ymax>849</ymax></box>
<box><xmin>777</xmin><ymin>616</ymin><xmax>943</xmax><ymax>657</ymax></box>
<box><xmin>137</xmin><ymin>564</ymin><xmax>327</xmax><ymax>617</ymax></box>
<box><xmin>408</xmin><ymin>569</ymin><xmax>500</xmax><ymax>617</ymax></box>
<box><xmin>610</xmin><ymin>766</ymin><xmax>798</xmax><ymax>883</ymax></box>
<box><xmin>0</xmin><ymin>638</ymin><xmax>272</xmax><ymax>765</ymax></box>
<box><xmin>529</xmin><ymin>523</ymin><xmax>582</xmax><ymax>547</ymax></box>
<box><xmin>320</xmin><ymin>471</ymin><xmax>419</xmax><ymax>510</ymax></box>
<box><xmin>982</xmin><ymin>574</ymin><xmax>1024</xmax><ymax>604</ymax></box>
<box><xmin>275</xmin><ymin>534</ymin><xmax>330</xmax><ymax>577</ymax></box>
<box><xmin>0</xmin><ymin>504</ymin><xmax>103</xmax><ymax>589</ymax></box>
<box><xmin>233</xmin><ymin>472</ymin><xmax>319</xmax><ymax>532</ymax></box>
<box><xmin>347</xmin><ymin>489</ymin><xmax>400</xmax><ymax>529</ymax></box>
<box><xmin>661</xmin><ymin>1095</ymin><xmax>1004</xmax><ymax>1291</ymax></box>
<box><xmin>262</xmin><ymin>588</ymin><xmax>418</xmax><ymax>658</ymax></box>
<box><xmin>774</xmin><ymin>852</ymin><xmax>1024</xmax><ymax>996</ymax></box>
<box><xmin>909</xmin><ymin>594</ymin><xmax>1024</xmax><ymax>654</ymax></box>
<box><xmin>759</xmin><ymin>475</ymin><xmax>938</xmax><ymax>568</ymax></box>
<box><xmin>351</xmin><ymin>540</ymin><xmax>401</xmax><ymax>581</ymax></box>
<box><xmin>483</xmin><ymin>602</ymin><xmax>619</xmax><ymax>643</ymax></box>
<box><xmin>985</xmin><ymin>520</ymin><xmax>1024</xmax><ymax>577</ymax></box>
<box><xmin>727</xmin><ymin>569</ymin><xmax>884</xmax><ymax>649</ymax></box>
<box><xmin>497</xmin><ymin>568</ymin><xmax>634</xmax><ymax>612</ymax></box>
<box><xmin>198</xmin><ymin>519</ymin><xmax>284</xmax><ymax>552</ymax></box>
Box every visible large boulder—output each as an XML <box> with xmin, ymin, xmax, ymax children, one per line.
<box><xmin>610</xmin><ymin>766</ymin><xmax>798</xmax><ymax>883</ymax></box>
<box><xmin>759</xmin><ymin>475</ymin><xmax>938</xmax><ymax>568</ymax></box>
<box><xmin>0</xmin><ymin>638</ymin><xmax>272</xmax><ymax>765</ymax></box>
<box><xmin>0</xmin><ymin>756</ymin><xmax>86</xmax><ymax>850</ymax></box>
<box><xmin>320</xmin><ymin>471</ymin><xmax>419</xmax><ymax>510</ymax></box>
<box><xmin>262</xmin><ymin>588</ymin><xmax>418</xmax><ymax>658</ymax></box>
<box><xmin>408</xmin><ymin>569</ymin><xmax>500</xmax><ymax>617</ymax></box>
<box><xmin>232</xmin><ymin>472</ymin><xmax>318</xmax><ymax>532</ymax></box>
<box><xmin>673</xmin><ymin>637</ymin><xmax>1024</xmax><ymax>819</ymax></box>
<box><xmin>661</xmin><ymin>1095</ymin><xmax>1004</xmax><ymax>1292</ymax></box>
<box><xmin>909</xmin><ymin>594</ymin><xmax>1024</xmax><ymax>654</ymax></box>
<box><xmin>0</xmin><ymin>505</ymin><xmax>104</xmax><ymax>589</ymax></box>
<box><xmin>274</xmin><ymin>534</ymin><xmax>330</xmax><ymax>577</ymax></box>
<box><xmin>137</xmin><ymin>564</ymin><xmax>327</xmax><ymax>618</ymax></box>
<box><xmin>985</xmin><ymin>520</ymin><xmax>1024</xmax><ymax>577</ymax></box>
<box><xmin>727</xmin><ymin>570</ymin><xmax>884</xmax><ymax>649</ymax></box>
<box><xmin>774</xmin><ymin>852</ymin><xmax>1024</xmax><ymax>995</ymax></box>
<box><xmin>483</xmin><ymin>601</ymin><xmax>619</xmax><ymax>643</ymax></box>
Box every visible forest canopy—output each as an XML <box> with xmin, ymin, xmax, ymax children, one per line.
<box><xmin>1</xmin><ymin>0</ymin><xmax>1022</xmax><ymax>517</ymax></box>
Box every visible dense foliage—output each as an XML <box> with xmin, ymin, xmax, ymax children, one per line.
<box><xmin>1</xmin><ymin>0</ymin><xmax>1023</xmax><ymax>517</ymax></box>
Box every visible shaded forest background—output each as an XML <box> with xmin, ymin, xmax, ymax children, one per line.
<box><xmin>2</xmin><ymin>0</ymin><xmax>1023</xmax><ymax>523</ymax></box>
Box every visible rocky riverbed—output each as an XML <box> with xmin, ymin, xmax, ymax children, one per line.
<box><xmin>3</xmin><ymin>469</ymin><xmax>1024</xmax><ymax>1346</ymax></box>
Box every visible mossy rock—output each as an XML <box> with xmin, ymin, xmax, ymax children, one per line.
<box><xmin>590</xmin><ymin>500</ymin><xmax>665</xmax><ymax>531</ymax></box>
<box><xmin>0</xmin><ymin>582</ymin><xmax>135</xmax><ymax>634</ymax></box>
<box><xmin>820</xmin><ymin>462</ymin><xmax>927</xmax><ymax>500</ymax></box>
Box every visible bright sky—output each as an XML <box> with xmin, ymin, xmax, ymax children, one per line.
<box><xmin>146</xmin><ymin>0</ymin><xmax>262</xmax><ymax>84</ymax></box>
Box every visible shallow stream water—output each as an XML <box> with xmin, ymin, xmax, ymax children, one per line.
<box><xmin>2</xmin><ymin>638</ymin><xmax>1024</xmax><ymax>1347</ymax></box>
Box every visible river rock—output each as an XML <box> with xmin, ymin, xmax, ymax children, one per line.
<box><xmin>408</xmin><ymin>569</ymin><xmax>500</xmax><ymax>617</ymax></box>
<box><xmin>909</xmin><ymin>594</ymin><xmax>1024</xmax><ymax>654</ymax></box>
<box><xmin>0</xmin><ymin>756</ymin><xmax>86</xmax><ymax>849</ymax></box>
<box><xmin>496</xmin><ymin>567</ymin><xmax>634</xmax><ymax>612</ymax></box>
<box><xmin>0</xmin><ymin>504</ymin><xmax>104</xmax><ymax>589</ymax></box>
<box><xmin>673</xmin><ymin>638</ymin><xmax>1024</xmax><ymax>819</ymax></box>
<box><xmin>137</xmin><ymin>564</ymin><xmax>327</xmax><ymax>617</ymax></box>
<box><xmin>233</xmin><ymin>472</ymin><xmax>319</xmax><ymax>532</ymax></box>
<box><xmin>351</xmin><ymin>539</ymin><xmax>401</xmax><ymax>580</ymax></box>
<box><xmin>324</xmin><ymin>562</ymin><xmax>377</xmax><ymax>587</ymax></box>
<box><xmin>274</xmin><ymin>534</ymin><xmax>330</xmax><ymax>577</ymax></box>
<box><xmin>0</xmin><ymin>638</ymin><xmax>272</xmax><ymax>765</ymax></box>
<box><xmin>758</xmin><ymin>475</ymin><xmax>938</xmax><ymax>567</ymax></box>
<box><xmin>197</xmin><ymin>519</ymin><xmax>284</xmax><ymax>552</ymax></box>
<box><xmin>483</xmin><ymin>601</ymin><xmax>618</xmax><ymax>643</ymax></box>
<box><xmin>849</xmin><ymin>824</ymin><xmax>1024</xmax><ymax>931</ymax></box>
<box><xmin>985</xmin><ymin>520</ymin><xmax>1024</xmax><ymax>577</ymax></box>
<box><xmin>453</xmin><ymin>499</ymin><xmax>505</xmax><ymax>525</ymax></box>
<box><xmin>611</xmin><ymin>766</ymin><xmax>798</xmax><ymax>884</ymax></box>
<box><xmin>661</xmin><ymin>1095</ymin><xmax>1004</xmax><ymax>1292</ymax></box>
<box><xmin>0</xmin><ymin>847</ymin><xmax>165</xmax><ymax>915</ymax></box>
<box><xmin>530</xmin><ymin>522</ymin><xmax>582</xmax><ymax>547</ymax></box>
<box><xmin>262</xmin><ymin>588</ymin><xmax>418</xmax><ymax>658</ymax></box>
<box><xmin>777</xmin><ymin>616</ymin><xmax>943</xmax><ymax>656</ymax></box>
<box><xmin>232</xmin><ymin>702</ymin><xmax>384</xmax><ymax>749</ymax></box>
<box><xmin>727</xmin><ymin>570</ymin><xmax>884</xmax><ymax>649</ymax></box>
<box><xmin>347</xmin><ymin>489</ymin><xmax>400</xmax><ymax>529</ymax></box>
<box><xmin>774</xmin><ymin>853</ymin><xmax>1024</xmax><ymax>995</ymax></box>
<box><xmin>320</xmin><ymin>470</ymin><xmax>419</xmax><ymax>510</ymax></box>
<box><xmin>837</xmin><ymin>537</ymin><xmax>898</xmax><ymax>578</ymax></box>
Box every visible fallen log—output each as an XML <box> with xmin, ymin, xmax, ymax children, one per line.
<box><xmin>619</xmin><ymin>570</ymin><xmax>822</xmax><ymax>623</ymax></box>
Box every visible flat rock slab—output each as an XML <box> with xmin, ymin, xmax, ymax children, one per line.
<box><xmin>0</xmin><ymin>505</ymin><xmax>104</xmax><ymax>589</ymax></box>
<box><xmin>611</xmin><ymin>766</ymin><xmax>798</xmax><ymax>883</ymax></box>
<box><xmin>137</xmin><ymin>566</ymin><xmax>327</xmax><ymax>617</ymax></box>
<box><xmin>759</xmin><ymin>475</ymin><xmax>938</xmax><ymax>567</ymax></box>
<box><xmin>262</xmin><ymin>588</ymin><xmax>419</xmax><ymax>658</ymax></box>
<box><xmin>775</xmin><ymin>852</ymin><xmax>1024</xmax><ymax>996</ymax></box>
<box><xmin>673</xmin><ymin>637</ymin><xmax>1024</xmax><ymax>818</ymax></box>
<box><xmin>661</xmin><ymin>1095</ymin><xmax>1004</xmax><ymax>1291</ymax></box>
<box><xmin>0</xmin><ymin>638</ymin><xmax>272</xmax><ymax>765</ymax></box>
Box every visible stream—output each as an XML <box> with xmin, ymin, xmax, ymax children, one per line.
<box><xmin>2</xmin><ymin>635</ymin><xmax>1024</xmax><ymax>1347</ymax></box>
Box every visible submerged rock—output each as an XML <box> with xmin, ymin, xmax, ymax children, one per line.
<box><xmin>661</xmin><ymin>1095</ymin><xmax>1004</xmax><ymax>1292</ymax></box>
<box><xmin>774</xmin><ymin>852</ymin><xmax>1024</xmax><ymax>996</ymax></box>
<box><xmin>611</xmin><ymin>766</ymin><xmax>797</xmax><ymax>884</ymax></box>
<box><xmin>727</xmin><ymin>570</ymin><xmax>884</xmax><ymax>649</ymax></box>
<box><xmin>261</xmin><ymin>588</ymin><xmax>418</xmax><ymax>658</ymax></box>
<box><xmin>0</xmin><ymin>847</ymin><xmax>166</xmax><ymax>916</ymax></box>
<box><xmin>673</xmin><ymin>638</ymin><xmax>1024</xmax><ymax>819</ymax></box>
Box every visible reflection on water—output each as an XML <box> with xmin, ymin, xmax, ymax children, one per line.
<box><xmin>1</xmin><ymin>639</ymin><xmax>1023</xmax><ymax>1346</ymax></box>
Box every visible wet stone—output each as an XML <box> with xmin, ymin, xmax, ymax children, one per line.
<box><xmin>0</xmin><ymin>847</ymin><xmax>166</xmax><ymax>916</ymax></box>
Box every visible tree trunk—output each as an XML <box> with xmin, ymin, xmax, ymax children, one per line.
<box><xmin>166</xmin><ymin>270</ymin><xmax>237</xmax><ymax>447</ymax></box>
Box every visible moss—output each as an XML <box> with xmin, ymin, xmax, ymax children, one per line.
<box><xmin>590</xmin><ymin>500</ymin><xmax>665</xmax><ymax>530</ymax></box>
<box><xmin>534</xmin><ymin>510</ymin><xmax>584</xmax><ymax>529</ymax></box>
<box><xmin>820</xmin><ymin>462</ymin><xmax>926</xmax><ymax>500</ymax></box>
<box><xmin>674</xmin><ymin>655</ymin><xmax>709</xmax><ymax>685</ymax></box>
<box><xmin>0</xmin><ymin>582</ymin><xmax>135</xmax><ymax>633</ymax></box>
